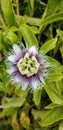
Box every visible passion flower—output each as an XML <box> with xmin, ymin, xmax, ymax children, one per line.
<box><xmin>6</xmin><ymin>44</ymin><xmax>49</xmax><ymax>90</ymax></box>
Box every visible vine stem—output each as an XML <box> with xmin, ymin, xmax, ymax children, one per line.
<box><xmin>14</xmin><ymin>0</ymin><xmax>20</xmax><ymax>24</ymax></box>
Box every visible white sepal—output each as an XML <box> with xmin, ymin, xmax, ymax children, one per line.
<box><xmin>29</xmin><ymin>46</ymin><xmax>38</xmax><ymax>54</ymax></box>
<box><xmin>7</xmin><ymin>67</ymin><xmax>16</xmax><ymax>74</ymax></box>
<box><xmin>22</xmin><ymin>80</ymin><xmax>29</xmax><ymax>90</ymax></box>
<box><xmin>13</xmin><ymin>44</ymin><xmax>21</xmax><ymax>56</ymax></box>
<box><xmin>31</xmin><ymin>80</ymin><xmax>38</xmax><ymax>90</ymax></box>
<box><xmin>8</xmin><ymin>55</ymin><xmax>17</xmax><ymax>62</ymax></box>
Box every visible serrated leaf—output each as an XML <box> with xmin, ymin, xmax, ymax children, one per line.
<box><xmin>11</xmin><ymin>112</ymin><xmax>20</xmax><ymax>130</ymax></box>
<box><xmin>0</xmin><ymin>82</ymin><xmax>9</xmax><ymax>93</ymax></box>
<box><xmin>30</xmin><ymin>26</ymin><xmax>40</xmax><ymax>34</ymax></box>
<box><xmin>56</xmin><ymin>79</ymin><xmax>63</xmax><ymax>95</ymax></box>
<box><xmin>40</xmin><ymin>38</ymin><xmax>57</xmax><ymax>54</ymax></box>
<box><xmin>20</xmin><ymin>112</ymin><xmax>30</xmax><ymax>129</ymax></box>
<box><xmin>40</xmin><ymin>12</ymin><xmax>63</xmax><ymax>27</ymax></box>
<box><xmin>0</xmin><ymin>91</ymin><xmax>27</xmax><ymax>108</ymax></box>
<box><xmin>33</xmin><ymin>89</ymin><xmax>42</xmax><ymax>106</ymax></box>
<box><xmin>46</xmin><ymin>0</ymin><xmax>59</xmax><ymax>16</ymax></box>
<box><xmin>48</xmin><ymin>73</ymin><xmax>63</xmax><ymax>82</ymax></box>
<box><xmin>54</xmin><ymin>38</ymin><xmax>62</xmax><ymax>56</ymax></box>
<box><xmin>0</xmin><ymin>108</ymin><xmax>17</xmax><ymax>118</ymax></box>
<box><xmin>0</xmin><ymin>32</ymin><xmax>3</xmax><ymax>50</ymax></box>
<box><xmin>57</xmin><ymin>65</ymin><xmax>63</xmax><ymax>72</ymax></box>
<box><xmin>1</xmin><ymin>0</ymin><xmax>18</xmax><ymax>26</ymax></box>
<box><xmin>47</xmin><ymin>56</ymin><xmax>61</xmax><ymax>71</ymax></box>
<box><xmin>32</xmin><ymin>109</ymin><xmax>49</xmax><ymax>120</ymax></box>
<box><xmin>56</xmin><ymin>80</ymin><xmax>63</xmax><ymax>94</ymax></box>
<box><xmin>44</xmin><ymin>83</ymin><xmax>63</xmax><ymax>105</ymax></box>
<box><xmin>57</xmin><ymin>29</ymin><xmax>63</xmax><ymax>42</ymax></box>
<box><xmin>4</xmin><ymin>30</ymin><xmax>18</xmax><ymax>44</ymax></box>
<box><xmin>45</xmin><ymin>103</ymin><xmax>60</xmax><ymax>109</ymax></box>
<box><xmin>59</xmin><ymin>122</ymin><xmax>63</xmax><ymax>130</ymax></box>
<box><xmin>20</xmin><ymin>15</ymin><xmax>40</xmax><ymax>26</ymax></box>
<box><xmin>41</xmin><ymin>106</ymin><xmax>63</xmax><ymax>126</ymax></box>
<box><xmin>20</xmin><ymin>24</ymin><xmax>38</xmax><ymax>48</ymax></box>
<box><xmin>60</xmin><ymin>45</ymin><xmax>63</xmax><ymax>59</ymax></box>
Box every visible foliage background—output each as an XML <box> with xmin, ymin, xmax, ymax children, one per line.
<box><xmin>0</xmin><ymin>0</ymin><xmax>63</xmax><ymax>130</ymax></box>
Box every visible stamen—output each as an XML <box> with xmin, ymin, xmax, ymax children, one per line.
<box><xmin>17</xmin><ymin>53</ymin><xmax>39</xmax><ymax>77</ymax></box>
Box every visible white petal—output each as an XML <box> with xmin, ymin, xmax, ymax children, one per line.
<box><xmin>13</xmin><ymin>44</ymin><xmax>21</xmax><ymax>56</ymax></box>
<box><xmin>31</xmin><ymin>80</ymin><xmax>38</xmax><ymax>89</ymax></box>
<box><xmin>7</xmin><ymin>67</ymin><xmax>16</xmax><ymax>74</ymax></box>
<box><xmin>29</xmin><ymin>46</ymin><xmax>37</xmax><ymax>54</ymax></box>
<box><xmin>22</xmin><ymin>81</ymin><xmax>29</xmax><ymax>90</ymax></box>
<box><xmin>8</xmin><ymin>55</ymin><xmax>17</xmax><ymax>62</ymax></box>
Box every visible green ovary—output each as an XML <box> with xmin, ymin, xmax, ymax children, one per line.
<box><xmin>17</xmin><ymin>53</ymin><xmax>39</xmax><ymax>77</ymax></box>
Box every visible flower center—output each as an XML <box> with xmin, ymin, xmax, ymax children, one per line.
<box><xmin>17</xmin><ymin>53</ymin><xmax>39</xmax><ymax>77</ymax></box>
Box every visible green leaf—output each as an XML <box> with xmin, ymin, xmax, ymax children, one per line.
<box><xmin>11</xmin><ymin>112</ymin><xmax>20</xmax><ymax>130</ymax></box>
<box><xmin>20</xmin><ymin>102</ymin><xmax>30</xmax><ymax>115</ymax></box>
<box><xmin>20</xmin><ymin>112</ymin><xmax>30</xmax><ymax>130</ymax></box>
<box><xmin>48</xmin><ymin>72</ymin><xmax>63</xmax><ymax>82</ymax></box>
<box><xmin>4</xmin><ymin>29</ymin><xmax>18</xmax><ymax>44</ymax></box>
<box><xmin>47</xmin><ymin>56</ymin><xmax>61</xmax><ymax>71</ymax></box>
<box><xmin>0</xmin><ymin>32</ymin><xmax>3</xmax><ymax>50</ymax></box>
<box><xmin>40</xmin><ymin>37</ymin><xmax>57</xmax><ymax>54</ymax></box>
<box><xmin>32</xmin><ymin>109</ymin><xmax>49</xmax><ymax>120</ymax></box>
<box><xmin>30</xmin><ymin>0</ymin><xmax>34</xmax><ymax>11</ymax></box>
<box><xmin>1</xmin><ymin>0</ymin><xmax>18</xmax><ymax>26</ymax></box>
<box><xmin>54</xmin><ymin>38</ymin><xmax>62</xmax><ymax>56</ymax></box>
<box><xmin>0</xmin><ymin>82</ymin><xmax>9</xmax><ymax>93</ymax></box>
<box><xmin>20</xmin><ymin>24</ymin><xmax>38</xmax><ymax>48</ymax></box>
<box><xmin>33</xmin><ymin>89</ymin><xmax>42</xmax><ymax>106</ymax></box>
<box><xmin>56</xmin><ymin>80</ymin><xmax>63</xmax><ymax>94</ymax></box>
<box><xmin>0</xmin><ymin>91</ymin><xmax>27</xmax><ymax>108</ymax></box>
<box><xmin>59</xmin><ymin>122</ymin><xmax>63</xmax><ymax>130</ymax></box>
<box><xmin>57</xmin><ymin>29</ymin><xmax>63</xmax><ymax>41</ymax></box>
<box><xmin>0</xmin><ymin>108</ymin><xmax>17</xmax><ymax>118</ymax></box>
<box><xmin>46</xmin><ymin>0</ymin><xmax>60</xmax><ymax>16</ymax></box>
<box><xmin>60</xmin><ymin>45</ymin><xmax>63</xmax><ymax>59</ymax></box>
<box><xmin>59</xmin><ymin>0</ymin><xmax>63</xmax><ymax>11</ymax></box>
<box><xmin>41</xmin><ymin>106</ymin><xmax>63</xmax><ymax>126</ymax></box>
<box><xmin>46</xmin><ymin>0</ymin><xmax>63</xmax><ymax>17</ymax></box>
<box><xmin>45</xmin><ymin>103</ymin><xmax>59</xmax><ymax>109</ymax></box>
<box><xmin>40</xmin><ymin>12</ymin><xmax>63</xmax><ymax>27</ymax></box>
<box><xmin>29</xmin><ymin>26</ymin><xmax>40</xmax><ymax>34</ymax></box>
<box><xmin>20</xmin><ymin>15</ymin><xmax>40</xmax><ymax>26</ymax></box>
<box><xmin>44</xmin><ymin>83</ymin><xmax>63</xmax><ymax>105</ymax></box>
